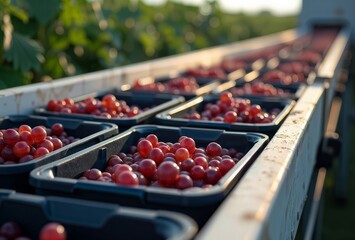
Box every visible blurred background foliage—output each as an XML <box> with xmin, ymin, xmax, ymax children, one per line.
<box><xmin>0</xmin><ymin>0</ymin><xmax>297</xmax><ymax>89</ymax></box>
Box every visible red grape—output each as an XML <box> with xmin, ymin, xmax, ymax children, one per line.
<box><xmin>47</xmin><ymin>99</ymin><xmax>57</xmax><ymax>111</ymax></box>
<box><xmin>84</xmin><ymin>168</ymin><xmax>102</xmax><ymax>180</ymax></box>
<box><xmin>170</xmin><ymin>143</ymin><xmax>181</xmax><ymax>154</ymax></box>
<box><xmin>31</xmin><ymin>126</ymin><xmax>47</xmax><ymax>143</ymax></box>
<box><xmin>51</xmin><ymin>123</ymin><xmax>64</xmax><ymax>136</ymax></box>
<box><xmin>1</xmin><ymin>146</ymin><xmax>17</xmax><ymax>162</ymax></box>
<box><xmin>220</xmin><ymin>91</ymin><xmax>233</xmax><ymax>102</ymax></box>
<box><xmin>157</xmin><ymin>161</ymin><xmax>179</xmax><ymax>186</ymax></box>
<box><xmin>146</xmin><ymin>134</ymin><xmax>158</xmax><ymax>147</ymax></box>
<box><xmin>108</xmin><ymin>155</ymin><xmax>124</xmax><ymax>166</ymax></box>
<box><xmin>158</xmin><ymin>144</ymin><xmax>170</xmax><ymax>155</ymax></box>
<box><xmin>50</xmin><ymin>138</ymin><xmax>63</xmax><ymax>151</ymax></box>
<box><xmin>38</xmin><ymin>139</ymin><xmax>54</xmax><ymax>152</ymax></box>
<box><xmin>206</xmin><ymin>142</ymin><xmax>222</xmax><ymax>157</ymax></box>
<box><xmin>224</xmin><ymin>111</ymin><xmax>237</xmax><ymax>123</ymax></box>
<box><xmin>175</xmin><ymin>175</ymin><xmax>193</xmax><ymax>189</ymax></box>
<box><xmin>193</xmin><ymin>156</ymin><xmax>208</xmax><ymax>169</ymax></box>
<box><xmin>39</xmin><ymin>222</ymin><xmax>66</xmax><ymax>240</ymax></box>
<box><xmin>175</xmin><ymin>148</ymin><xmax>190</xmax><ymax>162</ymax></box>
<box><xmin>209</xmin><ymin>159</ymin><xmax>221</xmax><ymax>168</ymax></box>
<box><xmin>204</xmin><ymin>167</ymin><xmax>222</xmax><ymax>185</ymax></box>
<box><xmin>18</xmin><ymin>125</ymin><xmax>31</xmax><ymax>133</ymax></box>
<box><xmin>134</xmin><ymin>171</ymin><xmax>149</xmax><ymax>186</ymax></box>
<box><xmin>3</xmin><ymin>129</ymin><xmax>20</xmax><ymax>146</ymax></box>
<box><xmin>138</xmin><ymin>159</ymin><xmax>157</xmax><ymax>179</ymax></box>
<box><xmin>249</xmin><ymin>104</ymin><xmax>261</xmax><ymax>117</ymax></box>
<box><xmin>102</xmin><ymin>94</ymin><xmax>116</xmax><ymax>107</ymax></box>
<box><xmin>20</xmin><ymin>131</ymin><xmax>34</xmax><ymax>145</ymax></box>
<box><xmin>33</xmin><ymin>147</ymin><xmax>50</xmax><ymax>158</ymax></box>
<box><xmin>13</xmin><ymin>141</ymin><xmax>31</xmax><ymax>158</ymax></box>
<box><xmin>220</xmin><ymin>158</ymin><xmax>236</xmax><ymax>175</ymax></box>
<box><xmin>137</xmin><ymin>139</ymin><xmax>153</xmax><ymax>158</ymax></box>
<box><xmin>112</xmin><ymin>164</ymin><xmax>132</xmax><ymax>182</ymax></box>
<box><xmin>180</xmin><ymin>158</ymin><xmax>195</xmax><ymax>171</ymax></box>
<box><xmin>114</xmin><ymin>171</ymin><xmax>139</xmax><ymax>186</ymax></box>
<box><xmin>179</xmin><ymin>137</ymin><xmax>196</xmax><ymax>154</ymax></box>
<box><xmin>148</xmin><ymin>148</ymin><xmax>164</xmax><ymax>165</ymax></box>
<box><xmin>190</xmin><ymin>165</ymin><xmax>205</xmax><ymax>180</ymax></box>
<box><xmin>18</xmin><ymin>154</ymin><xmax>34</xmax><ymax>163</ymax></box>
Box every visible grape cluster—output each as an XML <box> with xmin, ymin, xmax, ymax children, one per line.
<box><xmin>132</xmin><ymin>77</ymin><xmax>200</xmax><ymax>94</ymax></box>
<box><xmin>294</xmin><ymin>50</ymin><xmax>322</xmax><ymax>66</ymax></box>
<box><xmin>47</xmin><ymin>94</ymin><xmax>147</xmax><ymax>119</ymax></box>
<box><xmin>80</xmin><ymin>134</ymin><xmax>244</xmax><ymax>190</ymax></box>
<box><xmin>219</xmin><ymin>59</ymin><xmax>248</xmax><ymax>73</ymax></box>
<box><xmin>184</xmin><ymin>67</ymin><xmax>227</xmax><ymax>80</ymax></box>
<box><xmin>184</xmin><ymin>91</ymin><xmax>280</xmax><ymax>124</ymax></box>
<box><xmin>230</xmin><ymin>82</ymin><xmax>288</xmax><ymax>97</ymax></box>
<box><xmin>0</xmin><ymin>124</ymin><xmax>78</xmax><ymax>165</ymax></box>
<box><xmin>261</xmin><ymin>67</ymin><xmax>309</xmax><ymax>85</ymax></box>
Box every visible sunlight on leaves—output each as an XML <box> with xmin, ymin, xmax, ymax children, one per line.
<box><xmin>4</xmin><ymin>32</ymin><xmax>44</xmax><ymax>72</ymax></box>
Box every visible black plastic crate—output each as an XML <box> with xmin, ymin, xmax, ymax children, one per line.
<box><xmin>155</xmin><ymin>95</ymin><xmax>295</xmax><ymax>134</ymax></box>
<box><xmin>258</xmin><ymin>63</ymin><xmax>317</xmax><ymax>86</ymax></box>
<box><xmin>30</xmin><ymin>125</ymin><xmax>268</xmax><ymax>226</ymax></box>
<box><xmin>0</xmin><ymin>189</ymin><xmax>197</xmax><ymax>240</ymax></box>
<box><xmin>214</xmin><ymin>79</ymin><xmax>306</xmax><ymax>100</ymax></box>
<box><xmin>34</xmin><ymin>91</ymin><xmax>185</xmax><ymax>131</ymax></box>
<box><xmin>0</xmin><ymin>115</ymin><xmax>118</xmax><ymax>192</ymax></box>
<box><xmin>181</xmin><ymin>68</ymin><xmax>228</xmax><ymax>82</ymax></box>
<box><xmin>121</xmin><ymin>75</ymin><xmax>220</xmax><ymax>100</ymax></box>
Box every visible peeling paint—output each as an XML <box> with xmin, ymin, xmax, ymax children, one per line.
<box><xmin>51</xmin><ymin>84</ymin><xmax>75</xmax><ymax>99</ymax></box>
<box><xmin>261</xmin><ymin>170</ymin><xmax>276</xmax><ymax>178</ymax></box>
<box><xmin>289</xmin><ymin>110</ymin><xmax>304</xmax><ymax>116</ymax></box>
<box><xmin>36</xmin><ymin>88</ymin><xmax>47</xmax><ymax>103</ymax></box>
<box><xmin>14</xmin><ymin>92</ymin><xmax>23</xmax><ymax>114</ymax></box>
<box><xmin>243</xmin><ymin>212</ymin><xmax>258</xmax><ymax>221</ymax></box>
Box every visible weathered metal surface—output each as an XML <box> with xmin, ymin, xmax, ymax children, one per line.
<box><xmin>317</xmin><ymin>26</ymin><xmax>351</xmax><ymax>80</ymax></box>
<box><xmin>316</xmin><ymin>26</ymin><xmax>351</xmax><ymax>132</ymax></box>
<box><xmin>196</xmin><ymin>85</ymin><xmax>325</xmax><ymax>240</ymax></box>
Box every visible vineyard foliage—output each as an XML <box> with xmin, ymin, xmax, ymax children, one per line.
<box><xmin>0</xmin><ymin>0</ymin><xmax>297</xmax><ymax>89</ymax></box>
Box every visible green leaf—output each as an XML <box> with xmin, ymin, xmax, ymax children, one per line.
<box><xmin>27</xmin><ymin>0</ymin><xmax>60</xmax><ymax>24</ymax></box>
<box><xmin>8</xmin><ymin>4</ymin><xmax>29</xmax><ymax>22</ymax></box>
<box><xmin>4</xmin><ymin>32</ymin><xmax>44</xmax><ymax>72</ymax></box>
<box><xmin>60</xmin><ymin>0</ymin><xmax>87</xmax><ymax>27</ymax></box>
<box><xmin>0</xmin><ymin>65</ymin><xmax>29</xmax><ymax>89</ymax></box>
<box><xmin>68</xmin><ymin>28</ymin><xmax>88</xmax><ymax>46</ymax></box>
<box><xmin>49</xmin><ymin>36</ymin><xmax>69</xmax><ymax>50</ymax></box>
<box><xmin>43</xmin><ymin>56</ymin><xmax>64</xmax><ymax>79</ymax></box>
